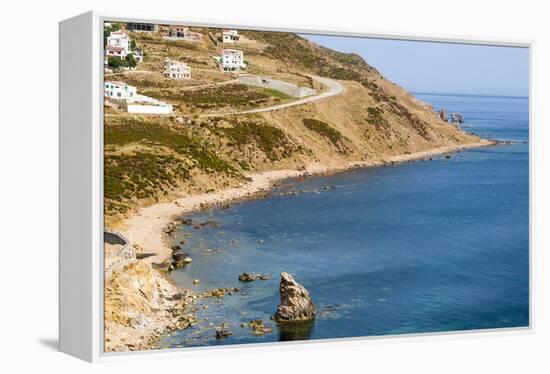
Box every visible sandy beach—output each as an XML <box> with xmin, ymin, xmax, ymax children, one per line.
<box><xmin>118</xmin><ymin>139</ymin><xmax>493</xmax><ymax>266</ymax></box>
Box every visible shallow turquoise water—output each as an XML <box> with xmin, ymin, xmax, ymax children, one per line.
<box><xmin>158</xmin><ymin>94</ymin><xmax>529</xmax><ymax>348</ymax></box>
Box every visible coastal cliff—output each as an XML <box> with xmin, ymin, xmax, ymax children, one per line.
<box><xmin>104</xmin><ymin>260</ymin><xmax>196</xmax><ymax>352</ymax></box>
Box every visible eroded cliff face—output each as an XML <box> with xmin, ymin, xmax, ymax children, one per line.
<box><xmin>104</xmin><ymin>261</ymin><xmax>196</xmax><ymax>352</ymax></box>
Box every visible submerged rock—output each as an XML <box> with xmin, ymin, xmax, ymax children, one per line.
<box><xmin>239</xmin><ymin>273</ymin><xmax>257</xmax><ymax>282</ymax></box>
<box><xmin>215</xmin><ymin>330</ymin><xmax>232</xmax><ymax>339</ymax></box>
<box><xmin>172</xmin><ymin>251</ymin><xmax>192</xmax><ymax>268</ymax></box>
<box><xmin>273</xmin><ymin>272</ymin><xmax>316</xmax><ymax>323</ymax></box>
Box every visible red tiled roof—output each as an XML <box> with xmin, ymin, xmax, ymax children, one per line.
<box><xmin>106</xmin><ymin>45</ymin><xmax>125</xmax><ymax>51</ymax></box>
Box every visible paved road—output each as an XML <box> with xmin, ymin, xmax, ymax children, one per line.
<box><xmin>201</xmin><ymin>76</ymin><xmax>344</xmax><ymax>117</ymax></box>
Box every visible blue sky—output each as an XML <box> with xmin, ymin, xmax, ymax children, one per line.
<box><xmin>303</xmin><ymin>34</ymin><xmax>529</xmax><ymax>97</ymax></box>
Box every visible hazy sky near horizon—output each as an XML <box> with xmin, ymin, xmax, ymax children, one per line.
<box><xmin>303</xmin><ymin>34</ymin><xmax>529</xmax><ymax>97</ymax></box>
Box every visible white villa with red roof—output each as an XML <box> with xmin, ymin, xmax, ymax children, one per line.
<box><xmin>106</xmin><ymin>31</ymin><xmax>130</xmax><ymax>59</ymax></box>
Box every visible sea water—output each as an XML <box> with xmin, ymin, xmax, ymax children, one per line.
<box><xmin>158</xmin><ymin>93</ymin><xmax>529</xmax><ymax>348</ymax></box>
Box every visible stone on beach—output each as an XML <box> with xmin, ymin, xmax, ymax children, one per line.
<box><xmin>273</xmin><ymin>272</ymin><xmax>316</xmax><ymax>322</ymax></box>
<box><xmin>152</xmin><ymin>261</ymin><xmax>174</xmax><ymax>272</ymax></box>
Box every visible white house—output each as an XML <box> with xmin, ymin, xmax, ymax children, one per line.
<box><xmin>220</xmin><ymin>49</ymin><xmax>246</xmax><ymax>71</ymax></box>
<box><xmin>107</xmin><ymin>31</ymin><xmax>129</xmax><ymax>50</ymax></box>
<box><xmin>104</xmin><ymin>81</ymin><xmax>173</xmax><ymax>115</ymax></box>
<box><xmin>104</xmin><ymin>81</ymin><xmax>136</xmax><ymax>100</ymax></box>
<box><xmin>106</xmin><ymin>31</ymin><xmax>130</xmax><ymax>59</ymax></box>
<box><xmin>222</xmin><ymin>29</ymin><xmax>239</xmax><ymax>44</ymax></box>
<box><xmin>163</xmin><ymin>59</ymin><xmax>191</xmax><ymax>79</ymax></box>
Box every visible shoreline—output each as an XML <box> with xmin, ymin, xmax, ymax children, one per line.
<box><xmin>105</xmin><ymin>138</ymin><xmax>494</xmax><ymax>351</ymax></box>
<box><xmin>118</xmin><ymin>139</ymin><xmax>494</xmax><ymax>266</ymax></box>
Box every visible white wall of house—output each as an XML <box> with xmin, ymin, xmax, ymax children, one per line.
<box><xmin>222</xmin><ymin>29</ymin><xmax>239</xmax><ymax>43</ymax></box>
<box><xmin>104</xmin><ymin>81</ymin><xmax>136</xmax><ymax>100</ymax></box>
<box><xmin>163</xmin><ymin>59</ymin><xmax>191</xmax><ymax>79</ymax></box>
<box><xmin>107</xmin><ymin>32</ymin><xmax>129</xmax><ymax>51</ymax></box>
<box><xmin>127</xmin><ymin>104</ymin><xmax>173</xmax><ymax>115</ymax></box>
<box><xmin>220</xmin><ymin>49</ymin><xmax>246</xmax><ymax>71</ymax></box>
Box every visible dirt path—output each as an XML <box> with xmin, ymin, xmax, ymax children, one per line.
<box><xmin>201</xmin><ymin>76</ymin><xmax>344</xmax><ymax>117</ymax></box>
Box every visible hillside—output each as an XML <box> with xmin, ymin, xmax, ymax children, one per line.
<box><xmin>104</xmin><ymin>26</ymin><xmax>482</xmax><ymax>227</ymax></box>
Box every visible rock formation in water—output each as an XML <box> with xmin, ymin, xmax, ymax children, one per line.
<box><xmin>451</xmin><ymin>112</ymin><xmax>465</xmax><ymax>123</ymax></box>
<box><xmin>438</xmin><ymin>108</ymin><xmax>448</xmax><ymax>122</ymax></box>
<box><xmin>239</xmin><ymin>273</ymin><xmax>257</xmax><ymax>282</ymax></box>
<box><xmin>172</xmin><ymin>250</ymin><xmax>192</xmax><ymax>268</ymax></box>
<box><xmin>273</xmin><ymin>272</ymin><xmax>316</xmax><ymax>322</ymax></box>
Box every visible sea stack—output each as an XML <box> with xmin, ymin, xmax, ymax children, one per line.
<box><xmin>438</xmin><ymin>108</ymin><xmax>448</xmax><ymax>122</ymax></box>
<box><xmin>273</xmin><ymin>272</ymin><xmax>316</xmax><ymax>322</ymax></box>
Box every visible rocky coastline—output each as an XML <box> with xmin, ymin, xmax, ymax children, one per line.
<box><xmin>104</xmin><ymin>139</ymin><xmax>497</xmax><ymax>351</ymax></box>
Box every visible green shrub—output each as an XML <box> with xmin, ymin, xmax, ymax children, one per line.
<box><xmin>366</xmin><ymin>107</ymin><xmax>387</xmax><ymax>127</ymax></box>
<box><xmin>108</xmin><ymin>56</ymin><xmax>127</xmax><ymax>69</ymax></box>
<box><xmin>302</xmin><ymin>118</ymin><xmax>344</xmax><ymax>150</ymax></box>
<box><xmin>214</xmin><ymin>121</ymin><xmax>293</xmax><ymax>161</ymax></box>
<box><xmin>104</xmin><ymin>152</ymin><xmax>190</xmax><ymax>203</ymax></box>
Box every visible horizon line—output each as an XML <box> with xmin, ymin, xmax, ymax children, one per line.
<box><xmin>412</xmin><ymin>91</ymin><xmax>529</xmax><ymax>99</ymax></box>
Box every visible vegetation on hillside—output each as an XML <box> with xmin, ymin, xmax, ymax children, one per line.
<box><xmin>104</xmin><ymin>117</ymin><xmax>244</xmax><ymax>216</ymax></box>
<box><xmin>212</xmin><ymin>119</ymin><xmax>297</xmax><ymax>161</ymax></box>
<box><xmin>142</xmin><ymin>84</ymin><xmax>291</xmax><ymax>111</ymax></box>
<box><xmin>302</xmin><ymin>118</ymin><xmax>347</xmax><ymax>153</ymax></box>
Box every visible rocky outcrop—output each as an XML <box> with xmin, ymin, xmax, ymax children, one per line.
<box><xmin>438</xmin><ymin>108</ymin><xmax>448</xmax><ymax>122</ymax></box>
<box><xmin>104</xmin><ymin>260</ymin><xmax>196</xmax><ymax>352</ymax></box>
<box><xmin>273</xmin><ymin>272</ymin><xmax>316</xmax><ymax>322</ymax></box>
<box><xmin>172</xmin><ymin>250</ymin><xmax>192</xmax><ymax>268</ymax></box>
<box><xmin>239</xmin><ymin>273</ymin><xmax>257</xmax><ymax>282</ymax></box>
<box><xmin>451</xmin><ymin>112</ymin><xmax>465</xmax><ymax>123</ymax></box>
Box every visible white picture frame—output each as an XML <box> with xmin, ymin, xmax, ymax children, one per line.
<box><xmin>59</xmin><ymin>10</ymin><xmax>533</xmax><ymax>363</ymax></box>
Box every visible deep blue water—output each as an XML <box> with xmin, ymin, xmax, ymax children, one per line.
<box><xmin>158</xmin><ymin>93</ymin><xmax>529</xmax><ymax>348</ymax></box>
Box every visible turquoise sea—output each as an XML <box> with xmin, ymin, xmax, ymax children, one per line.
<box><xmin>158</xmin><ymin>93</ymin><xmax>529</xmax><ymax>348</ymax></box>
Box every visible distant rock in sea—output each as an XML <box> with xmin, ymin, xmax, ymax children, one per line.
<box><xmin>438</xmin><ymin>108</ymin><xmax>448</xmax><ymax>122</ymax></box>
<box><xmin>451</xmin><ymin>112</ymin><xmax>465</xmax><ymax>124</ymax></box>
<box><xmin>273</xmin><ymin>272</ymin><xmax>316</xmax><ymax>322</ymax></box>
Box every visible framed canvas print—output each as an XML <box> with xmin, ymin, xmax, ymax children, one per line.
<box><xmin>59</xmin><ymin>11</ymin><xmax>531</xmax><ymax>362</ymax></box>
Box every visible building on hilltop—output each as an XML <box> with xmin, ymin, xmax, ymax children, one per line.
<box><xmin>104</xmin><ymin>81</ymin><xmax>172</xmax><ymax>115</ymax></box>
<box><xmin>105</xmin><ymin>30</ymin><xmax>143</xmax><ymax>65</ymax></box>
<box><xmin>105</xmin><ymin>31</ymin><xmax>130</xmax><ymax>59</ymax></box>
<box><xmin>163</xmin><ymin>59</ymin><xmax>191</xmax><ymax>79</ymax></box>
<box><xmin>162</xmin><ymin>25</ymin><xmax>190</xmax><ymax>38</ymax></box>
<box><xmin>127</xmin><ymin>22</ymin><xmax>158</xmax><ymax>33</ymax></box>
<box><xmin>104</xmin><ymin>81</ymin><xmax>136</xmax><ymax>100</ymax></box>
<box><xmin>222</xmin><ymin>29</ymin><xmax>240</xmax><ymax>44</ymax></box>
<box><xmin>107</xmin><ymin>31</ymin><xmax>130</xmax><ymax>50</ymax></box>
<box><xmin>220</xmin><ymin>49</ymin><xmax>246</xmax><ymax>71</ymax></box>
<box><xmin>160</xmin><ymin>24</ymin><xmax>203</xmax><ymax>41</ymax></box>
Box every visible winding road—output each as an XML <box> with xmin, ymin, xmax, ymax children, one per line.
<box><xmin>201</xmin><ymin>76</ymin><xmax>344</xmax><ymax>117</ymax></box>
